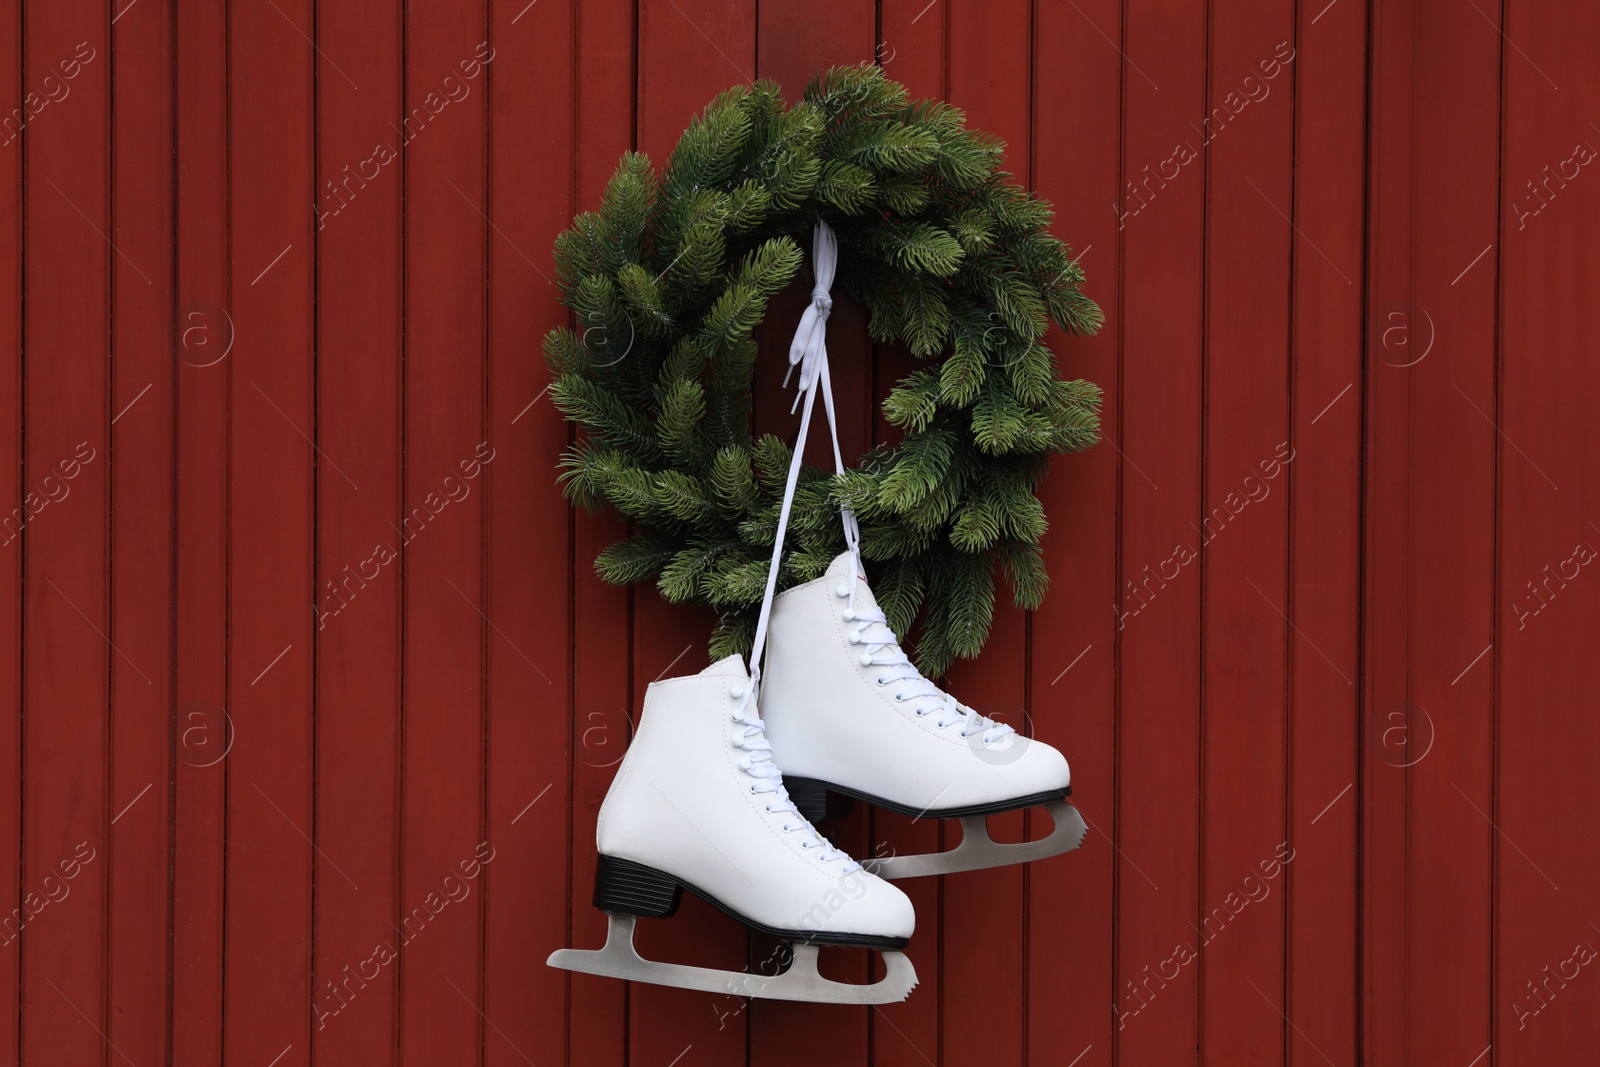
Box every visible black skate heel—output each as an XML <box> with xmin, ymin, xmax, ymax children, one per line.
<box><xmin>785</xmin><ymin>776</ymin><xmax>829</xmax><ymax>823</ymax></box>
<box><xmin>593</xmin><ymin>855</ymin><xmax>683</xmax><ymax>918</ymax></box>
<box><xmin>785</xmin><ymin>776</ymin><xmax>856</xmax><ymax>824</ymax></box>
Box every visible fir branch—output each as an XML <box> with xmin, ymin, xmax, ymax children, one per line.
<box><xmin>596</xmin><ymin>532</ymin><xmax>679</xmax><ymax>585</ymax></box>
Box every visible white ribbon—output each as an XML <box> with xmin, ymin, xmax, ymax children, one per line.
<box><xmin>747</xmin><ymin>220</ymin><xmax>864</xmax><ymax>691</ymax></box>
<box><xmin>745</xmin><ymin>345</ymin><xmax>821</xmax><ymax>701</ymax></box>
<box><xmin>783</xmin><ymin>220</ymin><xmax>837</xmax><ymax>412</ymax></box>
<box><xmin>793</xmin><ymin>222</ymin><xmax>864</xmax><ymax>591</ymax></box>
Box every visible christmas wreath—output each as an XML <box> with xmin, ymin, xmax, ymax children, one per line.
<box><xmin>546</xmin><ymin>65</ymin><xmax>1101</xmax><ymax>674</ymax></box>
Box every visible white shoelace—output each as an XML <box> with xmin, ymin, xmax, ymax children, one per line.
<box><xmin>843</xmin><ymin>601</ymin><xmax>1014</xmax><ymax>744</ymax></box>
<box><xmin>747</xmin><ymin>220</ymin><xmax>859</xmax><ymax>698</ymax></box>
<box><xmin>736</xmin><ymin>219</ymin><xmax>863</xmax><ymax>875</ymax></box>
<box><xmin>784</xmin><ymin>220</ymin><xmax>839</xmax><ymax>407</ymax></box>
<box><xmin>780</xmin><ymin>221</ymin><xmax>862</xmax><ymax>567</ymax></box>
<box><xmin>729</xmin><ymin>699</ymin><xmax>860</xmax><ymax>872</ymax></box>
<box><xmin>780</xmin><ymin>223</ymin><xmax>1013</xmax><ymax>748</ymax></box>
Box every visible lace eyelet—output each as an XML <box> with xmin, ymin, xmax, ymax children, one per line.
<box><xmin>749</xmin><ymin>784</ymin><xmax>759</xmax><ymax>793</ymax></box>
<box><xmin>875</xmin><ymin>676</ymin><xmax>888</xmax><ymax>687</ymax></box>
<box><xmin>729</xmin><ymin>684</ymin><xmax>745</xmax><ymax>699</ymax></box>
<box><xmin>894</xmin><ymin>693</ymin><xmax>906</xmax><ymax>703</ymax></box>
<box><xmin>835</xmin><ymin>583</ymin><xmax>850</xmax><ymax>598</ymax></box>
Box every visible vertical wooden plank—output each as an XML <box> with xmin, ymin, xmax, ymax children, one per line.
<box><xmin>109</xmin><ymin>0</ymin><xmax>176</xmax><ymax>1062</ymax></box>
<box><xmin>569</xmin><ymin>518</ymin><xmax>632</xmax><ymax>1067</ymax></box>
<box><xmin>569</xmin><ymin>0</ymin><xmax>636</xmax><ymax>1061</ymax></box>
<box><xmin>225</xmin><ymin>0</ymin><xmax>316</xmax><ymax>1059</ymax></box>
<box><xmin>19</xmin><ymin>0</ymin><xmax>110</xmax><ymax>1061</ymax></box>
<box><xmin>1495</xmin><ymin>0</ymin><xmax>1600</xmax><ymax>1061</ymax></box>
<box><xmin>630</xmin><ymin>2</ymin><xmax>754</xmax><ymax>1060</ymax></box>
<box><xmin>757</xmin><ymin>0</ymin><xmax>874</xmax><ymax>93</ymax></box>
<box><xmin>397</xmin><ymin>0</ymin><xmax>491</xmax><ymax>1060</ymax></box>
<box><xmin>876</xmin><ymin>0</ymin><xmax>942</xmax><ymax>101</ymax></box>
<box><xmin>482</xmin><ymin>0</ymin><xmax>575</xmax><ymax>1063</ymax></box>
<box><xmin>1028</xmin><ymin>0</ymin><xmax>1120</xmax><ymax>1059</ymax></box>
<box><xmin>1285</xmin><ymin>0</ymin><xmax>1364</xmax><ymax>1062</ymax></box>
<box><xmin>172</xmin><ymin>0</ymin><xmax>230</xmax><ymax>1058</ymax></box>
<box><xmin>867</xmin><ymin>12</ymin><xmax>946</xmax><ymax>1064</ymax></box>
<box><xmin>0</xmin><ymin>0</ymin><xmax>23</xmax><ymax>1056</ymax></box>
<box><xmin>311</xmin><ymin>0</ymin><xmax>404</xmax><ymax>1060</ymax></box>
<box><xmin>1198</xmin><ymin>2</ymin><xmax>1296</xmax><ymax>1062</ymax></box>
<box><xmin>1113</xmin><ymin>0</ymin><xmax>1206</xmax><ymax>1060</ymax></box>
<box><xmin>1359</xmin><ymin>0</ymin><xmax>1415</xmax><ymax>1054</ymax></box>
<box><xmin>942</xmin><ymin>5</ymin><xmax>1032</xmax><ymax>1066</ymax></box>
<box><xmin>1393</xmin><ymin>1</ymin><xmax>1502</xmax><ymax>1062</ymax></box>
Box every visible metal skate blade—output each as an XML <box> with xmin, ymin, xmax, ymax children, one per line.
<box><xmin>548</xmin><ymin>912</ymin><xmax>918</xmax><ymax>1005</ymax></box>
<box><xmin>864</xmin><ymin>800</ymin><xmax>1089</xmax><ymax>879</ymax></box>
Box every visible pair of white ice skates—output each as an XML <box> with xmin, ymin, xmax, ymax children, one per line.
<box><xmin>548</xmin><ymin>220</ymin><xmax>1086</xmax><ymax>1003</ymax></box>
<box><xmin>548</xmin><ymin>552</ymin><xmax>1086</xmax><ymax>1004</ymax></box>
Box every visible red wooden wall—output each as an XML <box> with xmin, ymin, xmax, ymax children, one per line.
<box><xmin>2</xmin><ymin>0</ymin><xmax>1598</xmax><ymax>1064</ymax></box>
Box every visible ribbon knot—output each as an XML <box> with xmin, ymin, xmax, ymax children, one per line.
<box><xmin>784</xmin><ymin>221</ymin><xmax>838</xmax><ymax>412</ymax></box>
<box><xmin>811</xmin><ymin>288</ymin><xmax>833</xmax><ymax>320</ymax></box>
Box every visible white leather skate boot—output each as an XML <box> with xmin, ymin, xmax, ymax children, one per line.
<box><xmin>760</xmin><ymin>550</ymin><xmax>1088</xmax><ymax>879</ymax></box>
<box><xmin>547</xmin><ymin>640</ymin><xmax>918</xmax><ymax>1003</ymax></box>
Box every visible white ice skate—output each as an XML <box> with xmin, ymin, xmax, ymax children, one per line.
<box><xmin>547</xmin><ymin>654</ymin><xmax>918</xmax><ymax>1003</ymax></box>
<box><xmin>757</xmin><ymin>220</ymin><xmax>1087</xmax><ymax>880</ymax></box>
<box><xmin>760</xmin><ymin>551</ymin><xmax>1087</xmax><ymax>879</ymax></box>
<box><xmin>549</xmin><ymin>220</ymin><xmax>918</xmax><ymax>1001</ymax></box>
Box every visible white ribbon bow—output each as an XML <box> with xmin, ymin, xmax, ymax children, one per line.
<box><xmin>783</xmin><ymin>220</ymin><xmax>837</xmax><ymax>412</ymax></box>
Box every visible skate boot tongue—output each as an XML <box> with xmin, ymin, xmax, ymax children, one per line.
<box><xmin>698</xmin><ymin>652</ymin><xmax>750</xmax><ymax>680</ymax></box>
